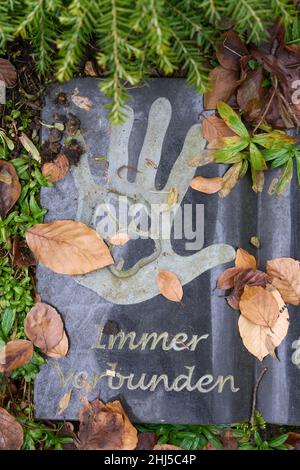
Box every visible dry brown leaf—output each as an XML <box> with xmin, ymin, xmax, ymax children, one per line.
<box><xmin>0</xmin><ymin>340</ymin><xmax>33</xmax><ymax>373</ymax></box>
<box><xmin>267</xmin><ymin>257</ymin><xmax>300</xmax><ymax>305</ymax></box>
<box><xmin>42</xmin><ymin>154</ymin><xmax>69</xmax><ymax>183</ymax></box>
<box><xmin>187</xmin><ymin>150</ymin><xmax>215</xmax><ymax>167</ymax></box>
<box><xmin>26</xmin><ymin>220</ymin><xmax>113</xmax><ymax>275</ymax></box>
<box><xmin>136</xmin><ymin>432</ymin><xmax>158</xmax><ymax>450</ymax></box>
<box><xmin>216</xmin><ymin>267</ymin><xmax>242</xmax><ymax>290</ymax></box>
<box><xmin>46</xmin><ymin>332</ymin><xmax>69</xmax><ymax>358</ymax></box>
<box><xmin>109</xmin><ymin>232</ymin><xmax>130</xmax><ymax>246</ymax></box>
<box><xmin>78</xmin><ymin>398</ymin><xmax>138</xmax><ymax>450</ymax></box>
<box><xmin>190</xmin><ymin>176</ymin><xmax>223</xmax><ymax>194</ymax></box>
<box><xmin>216</xmin><ymin>31</ymin><xmax>248</xmax><ymax>71</ymax></box>
<box><xmin>238</xmin><ymin>287</ymin><xmax>289</xmax><ymax>361</ymax></box>
<box><xmin>227</xmin><ymin>269</ymin><xmax>270</xmax><ymax>310</ymax></box>
<box><xmin>19</xmin><ymin>132</ymin><xmax>41</xmax><ymax>162</ymax></box>
<box><xmin>153</xmin><ymin>444</ymin><xmax>183</xmax><ymax>450</ymax></box>
<box><xmin>235</xmin><ymin>248</ymin><xmax>257</xmax><ymax>270</ymax></box>
<box><xmin>219</xmin><ymin>162</ymin><xmax>243</xmax><ymax>198</ymax></box>
<box><xmin>222</xmin><ymin>429</ymin><xmax>238</xmax><ymax>450</ymax></box>
<box><xmin>71</xmin><ymin>94</ymin><xmax>93</xmax><ymax>111</ymax></box>
<box><xmin>58</xmin><ymin>390</ymin><xmax>72</xmax><ymax>415</ymax></box>
<box><xmin>0</xmin><ymin>59</ymin><xmax>17</xmax><ymax>87</ymax></box>
<box><xmin>24</xmin><ymin>302</ymin><xmax>64</xmax><ymax>352</ymax></box>
<box><xmin>204</xmin><ymin>66</ymin><xmax>239</xmax><ymax>110</ymax></box>
<box><xmin>239</xmin><ymin>285</ymin><xmax>279</xmax><ymax>327</ymax></box>
<box><xmin>156</xmin><ymin>271</ymin><xmax>183</xmax><ymax>302</ymax></box>
<box><xmin>202</xmin><ymin>115</ymin><xmax>235</xmax><ymax>146</ymax></box>
<box><xmin>0</xmin><ymin>407</ymin><xmax>23</xmax><ymax>450</ymax></box>
<box><xmin>0</xmin><ymin>160</ymin><xmax>21</xmax><ymax>218</ymax></box>
<box><xmin>84</xmin><ymin>61</ymin><xmax>98</xmax><ymax>77</ymax></box>
<box><xmin>12</xmin><ymin>236</ymin><xmax>36</xmax><ymax>268</ymax></box>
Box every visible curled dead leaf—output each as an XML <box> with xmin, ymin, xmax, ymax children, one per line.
<box><xmin>0</xmin><ymin>160</ymin><xmax>21</xmax><ymax>218</ymax></box>
<box><xmin>239</xmin><ymin>285</ymin><xmax>279</xmax><ymax>327</ymax></box>
<box><xmin>46</xmin><ymin>331</ymin><xmax>69</xmax><ymax>358</ymax></box>
<box><xmin>12</xmin><ymin>236</ymin><xmax>36</xmax><ymax>268</ymax></box>
<box><xmin>109</xmin><ymin>232</ymin><xmax>130</xmax><ymax>246</ymax></box>
<box><xmin>216</xmin><ymin>30</ymin><xmax>248</xmax><ymax>71</ymax></box>
<box><xmin>0</xmin><ymin>340</ymin><xmax>33</xmax><ymax>372</ymax></box>
<box><xmin>156</xmin><ymin>270</ymin><xmax>183</xmax><ymax>302</ymax></box>
<box><xmin>58</xmin><ymin>390</ymin><xmax>72</xmax><ymax>415</ymax></box>
<box><xmin>24</xmin><ymin>302</ymin><xmax>64</xmax><ymax>352</ymax></box>
<box><xmin>190</xmin><ymin>176</ymin><xmax>223</xmax><ymax>194</ymax></box>
<box><xmin>204</xmin><ymin>66</ymin><xmax>239</xmax><ymax>110</ymax></box>
<box><xmin>26</xmin><ymin>220</ymin><xmax>113</xmax><ymax>275</ymax></box>
<box><xmin>78</xmin><ymin>398</ymin><xmax>137</xmax><ymax>450</ymax></box>
<box><xmin>19</xmin><ymin>132</ymin><xmax>41</xmax><ymax>163</ymax></box>
<box><xmin>42</xmin><ymin>153</ymin><xmax>69</xmax><ymax>183</ymax></box>
<box><xmin>235</xmin><ymin>248</ymin><xmax>257</xmax><ymax>271</ymax></box>
<box><xmin>0</xmin><ymin>407</ymin><xmax>23</xmax><ymax>450</ymax></box>
<box><xmin>267</xmin><ymin>257</ymin><xmax>300</xmax><ymax>305</ymax></box>
<box><xmin>238</xmin><ymin>287</ymin><xmax>289</xmax><ymax>361</ymax></box>
<box><xmin>227</xmin><ymin>269</ymin><xmax>270</xmax><ymax>310</ymax></box>
<box><xmin>219</xmin><ymin>161</ymin><xmax>243</xmax><ymax>198</ymax></box>
<box><xmin>216</xmin><ymin>267</ymin><xmax>242</xmax><ymax>290</ymax></box>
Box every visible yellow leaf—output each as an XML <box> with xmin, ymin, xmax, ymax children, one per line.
<box><xmin>58</xmin><ymin>390</ymin><xmax>72</xmax><ymax>415</ymax></box>
<box><xmin>235</xmin><ymin>248</ymin><xmax>257</xmax><ymax>270</ymax></box>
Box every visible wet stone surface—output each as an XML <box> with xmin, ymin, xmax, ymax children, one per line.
<box><xmin>35</xmin><ymin>79</ymin><xmax>300</xmax><ymax>424</ymax></box>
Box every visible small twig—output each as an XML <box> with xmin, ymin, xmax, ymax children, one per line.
<box><xmin>253</xmin><ymin>77</ymin><xmax>278</xmax><ymax>135</ymax></box>
<box><xmin>250</xmin><ymin>367</ymin><xmax>267</xmax><ymax>426</ymax></box>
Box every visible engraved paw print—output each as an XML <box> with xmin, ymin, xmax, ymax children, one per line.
<box><xmin>72</xmin><ymin>97</ymin><xmax>235</xmax><ymax>304</ymax></box>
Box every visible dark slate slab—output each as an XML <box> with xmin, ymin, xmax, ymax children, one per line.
<box><xmin>35</xmin><ymin>78</ymin><xmax>300</xmax><ymax>424</ymax></box>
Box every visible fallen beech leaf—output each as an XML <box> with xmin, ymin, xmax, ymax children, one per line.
<box><xmin>0</xmin><ymin>407</ymin><xmax>23</xmax><ymax>450</ymax></box>
<box><xmin>222</xmin><ymin>429</ymin><xmax>238</xmax><ymax>450</ymax></box>
<box><xmin>78</xmin><ymin>398</ymin><xmax>137</xmax><ymax>450</ymax></box>
<box><xmin>267</xmin><ymin>258</ymin><xmax>300</xmax><ymax>305</ymax></box>
<box><xmin>58</xmin><ymin>390</ymin><xmax>72</xmax><ymax>415</ymax></box>
<box><xmin>0</xmin><ymin>59</ymin><xmax>17</xmax><ymax>87</ymax></box>
<box><xmin>202</xmin><ymin>116</ymin><xmax>235</xmax><ymax>146</ymax></box>
<box><xmin>239</xmin><ymin>285</ymin><xmax>279</xmax><ymax>327</ymax></box>
<box><xmin>216</xmin><ymin>31</ymin><xmax>248</xmax><ymax>71</ymax></box>
<box><xmin>42</xmin><ymin>153</ymin><xmax>69</xmax><ymax>183</ymax></box>
<box><xmin>46</xmin><ymin>332</ymin><xmax>69</xmax><ymax>358</ymax></box>
<box><xmin>24</xmin><ymin>302</ymin><xmax>64</xmax><ymax>352</ymax></box>
<box><xmin>235</xmin><ymin>248</ymin><xmax>257</xmax><ymax>270</ymax></box>
<box><xmin>227</xmin><ymin>269</ymin><xmax>270</xmax><ymax>310</ymax></box>
<box><xmin>19</xmin><ymin>132</ymin><xmax>41</xmax><ymax>163</ymax></box>
<box><xmin>238</xmin><ymin>287</ymin><xmax>289</xmax><ymax>361</ymax></box>
<box><xmin>217</xmin><ymin>267</ymin><xmax>242</xmax><ymax>290</ymax></box>
<box><xmin>219</xmin><ymin>161</ymin><xmax>243</xmax><ymax>198</ymax></box>
<box><xmin>71</xmin><ymin>94</ymin><xmax>93</xmax><ymax>111</ymax></box>
<box><xmin>109</xmin><ymin>232</ymin><xmax>130</xmax><ymax>246</ymax></box>
<box><xmin>0</xmin><ymin>160</ymin><xmax>21</xmax><ymax>218</ymax></box>
<box><xmin>0</xmin><ymin>340</ymin><xmax>33</xmax><ymax>372</ymax></box>
<box><xmin>26</xmin><ymin>220</ymin><xmax>113</xmax><ymax>275</ymax></box>
<box><xmin>157</xmin><ymin>271</ymin><xmax>183</xmax><ymax>302</ymax></box>
<box><xmin>187</xmin><ymin>150</ymin><xmax>215</xmax><ymax>167</ymax></box>
<box><xmin>190</xmin><ymin>176</ymin><xmax>223</xmax><ymax>194</ymax></box>
<box><xmin>153</xmin><ymin>444</ymin><xmax>183</xmax><ymax>450</ymax></box>
<box><xmin>12</xmin><ymin>236</ymin><xmax>36</xmax><ymax>267</ymax></box>
<box><xmin>204</xmin><ymin>66</ymin><xmax>239</xmax><ymax>110</ymax></box>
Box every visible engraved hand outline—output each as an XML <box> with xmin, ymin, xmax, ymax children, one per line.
<box><xmin>72</xmin><ymin>97</ymin><xmax>235</xmax><ymax>304</ymax></box>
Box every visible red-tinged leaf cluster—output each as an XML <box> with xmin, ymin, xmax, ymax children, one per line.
<box><xmin>205</xmin><ymin>21</ymin><xmax>300</xmax><ymax>129</ymax></box>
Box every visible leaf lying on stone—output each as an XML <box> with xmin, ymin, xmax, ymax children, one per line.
<box><xmin>239</xmin><ymin>285</ymin><xmax>279</xmax><ymax>328</ymax></box>
<box><xmin>235</xmin><ymin>248</ymin><xmax>257</xmax><ymax>271</ymax></box>
<box><xmin>190</xmin><ymin>176</ymin><xmax>223</xmax><ymax>194</ymax></box>
<box><xmin>26</xmin><ymin>220</ymin><xmax>114</xmax><ymax>275</ymax></box>
<box><xmin>109</xmin><ymin>232</ymin><xmax>130</xmax><ymax>246</ymax></box>
<box><xmin>218</xmin><ymin>161</ymin><xmax>243</xmax><ymax>198</ymax></box>
<box><xmin>238</xmin><ymin>286</ymin><xmax>289</xmax><ymax>361</ymax></box>
<box><xmin>227</xmin><ymin>269</ymin><xmax>270</xmax><ymax>310</ymax></box>
<box><xmin>42</xmin><ymin>153</ymin><xmax>69</xmax><ymax>183</ymax></box>
<box><xmin>24</xmin><ymin>302</ymin><xmax>65</xmax><ymax>353</ymax></box>
<box><xmin>0</xmin><ymin>407</ymin><xmax>23</xmax><ymax>450</ymax></box>
<box><xmin>156</xmin><ymin>270</ymin><xmax>183</xmax><ymax>302</ymax></box>
<box><xmin>46</xmin><ymin>331</ymin><xmax>69</xmax><ymax>358</ymax></box>
<box><xmin>0</xmin><ymin>160</ymin><xmax>21</xmax><ymax>218</ymax></box>
<box><xmin>78</xmin><ymin>398</ymin><xmax>138</xmax><ymax>450</ymax></box>
<box><xmin>216</xmin><ymin>267</ymin><xmax>242</xmax><ymax>290</ymax></box>
<box><xmin>0</xmin><ymin>339</ymin><xmax>33</xmax><ymax>372</ymax></box>
<box><xmin>58</xmin><ymin>390</ymin><xmax>72</xmax><ymax>415</ymax></box>
<box><xmin>203</xmin><ymin>115</ymin><xmax>236</xmax><ymax>148</ymax></box>
<box><xmin>267</xmin><ymin>258</ymin><xmax>300</xmax><ymax>305</ymax></box>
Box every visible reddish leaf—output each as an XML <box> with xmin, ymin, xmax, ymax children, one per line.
<box><xmin>24</xmin><ymin>302</ymin><xmax>64</xmax><ymax>352</ymax></box>
<box><xmin>204</xmin><ymin>66</ymin><xmax>239</xmax><ymax>110</ymax></box>
<box><xmin>0</xmin><ymin>160</ymin><xmax>21</xmax><ymax>218</ymax></box>
<box><xmin>227</xmin><ymin>269</ymin><xmax>270</xmax><ymax>310</ymax></box>
<box><xmin>0</xmin><ymin>59</ymin><xmax>17</xmax><ymax>87</ymax></box>
<box><xmin>12</xmin><ymin>236</ymin><xmax>36</xmax><ymax>268</ymax></box>
<box><xmin>136</xmin><ymin>432</ymin><xmax>158</xmax><ymax>450</ymax></box>
<box><xmin>217</xmin><ymin>267</ymin><xmax>242</xmax><ymax>290</ymax></box>
<box><xmin>216</xmin><ymin>30</ymin><xmax>248</xmax><ymax>71</ymax></box>
<box><xmin>203</xmin><ymin>115</ymin><xmax>236</xmax><ymax>147</ymax></box>
<box><xmin>0</xmin><ymin>407</ymin><xmax>23</xmax><ymax>450</ymax></box>
<box><xmin>0</xmin><ymin>340</ymin><xmax>33</xmax><ymax>372</ymax></box>
<box><xmin>222</xmin><ymin>429</ymin><xmax>238</xmax><ymax>450</ymax></box>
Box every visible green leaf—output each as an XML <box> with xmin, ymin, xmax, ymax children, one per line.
<box><xmin>254</xmin><ymin>431</ymin><xmax>263</xmax><ymax>447</ymax></box>
<box><xmin>274</xmin><ymin>159</ymin><xmax>294</xmax><ymax>196</ymax></box>
<box><xmin>296</xmin><ymin>155</ymin><xmax>300</xmax><ymax>186</ymax></box>
<box><xmin>249</xmin><ymin>143</ymin><xmax>267</xmax><ymax>171</ymax></box>
<box><xmin>263</xmin><ymin>147</ymin><xmax>289</xmax><ymax>162</ymax></box>
<box><xmin>239</xmin><ymin>159</ymin><xmax>249</xmax><ymax>178</ymax></box>
<box><xmin>1</xmin><ymin>308</ymin><xmax>15</xmax><ymax>337</ymax></box>
<box><xmin>270</xmin><ymin>155</ymin><xmax>290</xmax><ymax>169</ymax></box>
<box><xmin>268</xmin><ymin>434</ymin><xmax>288</xmax><ymax>448</ymax></box>
<box><xmin>217</xmin><ymin>101</ymin><xmax>249</xmax><ymax>139</ymax></box>
<box><xmin>252</xmin><ymin>133</ymin><xmax>296</xmax><ymax>149</ymax></box>
<box><xmin>214</xmin><ymin>150</ymin><xmax>245</xmax><ymax>164</ymax></box>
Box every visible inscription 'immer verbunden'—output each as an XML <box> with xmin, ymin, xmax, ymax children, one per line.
<box><xmin>53</xmin><ymin>325</ymin><xmax>240</xmax><ymax>394</ymax></box>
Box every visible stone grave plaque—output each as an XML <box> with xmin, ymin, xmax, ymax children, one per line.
<box><xmin>35</xmin><ymin>78</ymin><xmax>300</xmax><ymax>424</ymax></box>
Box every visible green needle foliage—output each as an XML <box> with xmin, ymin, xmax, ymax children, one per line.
<box><xmin>0</xmin><ymin>0</ymin><xmax>298</xmax><ymax>122</ymax></box>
